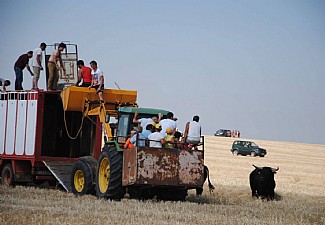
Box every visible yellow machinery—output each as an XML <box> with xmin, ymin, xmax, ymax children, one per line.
<box><xmin>61</xmin><ymin>86</ymin><xmax>137</xmax><ymax>139</ymax></box>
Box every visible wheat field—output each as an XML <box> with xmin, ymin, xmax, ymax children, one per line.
<box><xmin>0</xmin><ymin>136</ymin><xmax>324</xmax><ymax>225</ymax></box>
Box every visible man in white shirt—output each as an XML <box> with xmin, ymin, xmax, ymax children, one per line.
<box><xmin>89</xmin><ymin>60</ymin><xmax>104</xmax><ymax>101</ymax></box>
<box><xmin>148</xmin><ymin>124</ymin><xmax>165</xmax><ymax>148</ymax></box>
<box><xmin>159</xmin><ymin>112</ymin><xmax>177</xmax><ymax>137</ymax></box>
<box><xmin>32</xmin><ymin>42</ymin><xmax>46</xmax><ymax>90</ymax></box>
<box><xmin>183</xmin><ymin>115</ymin><xmax>201</xmax><ymax>144</ymax></box>
<box><xmin>132</xmin><ymin>111</ymin><xmax>161</xmax><ymax>130</ymax></box>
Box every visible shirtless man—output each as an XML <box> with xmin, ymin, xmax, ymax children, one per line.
<box><xmin>47</xmin><ymin>42</ymin><xmax>66</xmax><ymax>90</ymax></box>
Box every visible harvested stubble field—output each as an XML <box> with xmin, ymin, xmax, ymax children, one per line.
<box><xmin>1</xmin><ymin>136</ymin><xmax>325</xmax><ymax>225</ymax></box>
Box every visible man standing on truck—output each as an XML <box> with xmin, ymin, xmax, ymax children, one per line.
<box><xmin>14</xmin><ymin>51</ymin><xmax>34</xmax><ymax>90</ymax></box>
<box><xmin>32</xmin><ymin>42</ymin><xmax>46</xmax><ymax>90</ymax></box>
<box><xmin>76</xmin><ymin>60</ymin><xmax>92</xmax><ymax>87</ymax></box>
<box><xmin>47</xmin><ymin>42</ymin><xmax>66</xmax><ymax>90</ymax></box>
<box><xmin>89</xmin><ymin>60</ymin><xmax>104</xmax><ymax>102</ymax></box>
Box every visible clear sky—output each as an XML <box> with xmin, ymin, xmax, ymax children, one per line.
<box><xmin>1</xmin><ymin>0</ymin><xmax>324</xmax><ymax>144</ymax></box>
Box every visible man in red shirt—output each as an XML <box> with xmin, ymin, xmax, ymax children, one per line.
<box><xmin>76</xmin><ymin>60</ymin><xmax>92</xmax><ymax>87</ymax></box>
<box><xmin>14</xmin><ymin>51</ymin><xmax>34</xmax><ymax>90</ymax></box>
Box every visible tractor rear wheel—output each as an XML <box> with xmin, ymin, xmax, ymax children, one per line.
<box><xmin>71</xmin><ymin>160</ymin><xmax>94</xmax><ymax>195</ymax></box>
<box><xmin>95</xmin><ymin>146</ymin><xmax>124</xmax><ymax>200</ymax></box>
<box><xmin>1</xmin><ymin>163</ymin><xmax>14</xmax><ymax>186</ymax></box>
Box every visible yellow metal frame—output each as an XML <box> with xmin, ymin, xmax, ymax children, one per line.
<box><xmin>61</xmin><ymin>86</ymin><xmax>138</xmax><ymax>140</ymax></box>
<box><xmin>61</xmin><ymin>86</ymin><xmax>137</xmax><ymax>112</ymax></box>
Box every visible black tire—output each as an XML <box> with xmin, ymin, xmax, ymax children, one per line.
<box><xmin>250</xmin><ymin>151</ymin><xmax>256</xmax><ymax>157</ymax></box>
<box><xmin>156</xmin><ymin>188</ymin><xmax>188</xmax><ymax>201</ymax></box>
<box><xmin>95</xmin><ymin>146</ymin><xmax>124</xmax><ymax>200</ymax></box>
<box><xmin>1</xmin><ymin>163</ymin><xmax>14</xmax><ymax>186</ymax></box>
<box><xmin>71</xmin><ymin>160</ymin><xmax>94</xmax><ymax>196</ymax></box>
<box><xmin>233</xmin><ymin>150</ymin><xmax>239</xmax><ymax>156</ymax></box>
<box><xmin>259</xmin><ymin>155</ymin><xmax>265</xmax><ymax>158</ymax></box>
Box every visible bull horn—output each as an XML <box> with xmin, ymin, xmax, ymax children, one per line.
<box><xmin>271</xmin><ymin>167</ymin><xmax>279</xmax><ymax>172</ymax></box>
<box><xmin>253</xmin><ymin>164</ymin><xmax>262</xmax><ymax>170</ymax></box>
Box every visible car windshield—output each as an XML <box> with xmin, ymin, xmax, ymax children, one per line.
<box><xmin>251</xmin><ymin>142</ymin><xmax>258</xmax><ymax>147</ymax></box>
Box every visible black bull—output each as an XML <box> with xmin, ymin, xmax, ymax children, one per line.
<box><xmin>250</xmin><ymin>165</ymin><xmax>279</xmax><ymax>200</ymax></box>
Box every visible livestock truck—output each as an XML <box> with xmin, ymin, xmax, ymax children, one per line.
<box><xmin>0</xmin><ymin>44</ymin><xmax>206</xmax><ymax>201</ymax></box>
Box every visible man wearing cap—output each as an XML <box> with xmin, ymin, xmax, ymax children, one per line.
<box><xmin>159</xmin><ymin>112</ymin><xmax>177</xmax><ymax>137</ymax></box>
<box><xmin>164</xmin><ymin>127</ymin><xmax>174</xmax><ymax>148</ymax></box>
<box><xmin>148</xmin><ymin>124</ymin><xmax>165</xmax><ymax>148</ymax></box>
<box><xmin>133</xmin><ymin>111</ymin><xmax>161</xmax><ymax>130</ymax></box>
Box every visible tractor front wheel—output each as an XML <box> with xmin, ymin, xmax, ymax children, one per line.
<box><xmin>71</xmin><ymin>160</ymin><xmax>94</xmax><ymax>195</ymax></box>
<box><xmin>95</xmin><ymin>146</ymin><xmax>124</xmax><ymax>200</ymax></box>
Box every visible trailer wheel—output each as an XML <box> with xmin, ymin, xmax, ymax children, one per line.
<box><xmin>95</xmin><ymin>146</ymin><xmax>124</xmax><ymax>200</ymax></box>
<box><xmin>1</xmin><ymin>163</ymin><xmax>14</xmax><ymax>186</ymax></box>
<box><xmin>71</xmin><ymin>161</ymin><xmax>94</xmax><ymax>195</ymax></box>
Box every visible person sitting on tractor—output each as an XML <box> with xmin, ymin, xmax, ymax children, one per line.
<box><xmin>148</xmin><ymin>124</ymin><xmax>165</xmax><ymax>148</ymax></box>
<box><xmin>124</xmin><ymin>130</ymin><xmax>136</xmax><ymax>149</ymax></box>
<box><xmin>132</xmin><ymin>111</ymin><xmax>162</xmax><ymax>130</ymax></box>
<box><xmin>89</xmin><ymin>60</ymin><xmax>104</xmax><ymax>102</ymax></box>
<box><xmin>173</xmin><ymin>131</ymin><xmax>183</xmax><ymax>149</ymax></box>
<box><xmin>164</xmin><ymin>127</ymin><xmax>175</xmax><ymax>148</ymax></box>
<box><xmin>76</xmin><ymin>60</ymin><xmax>92</xmax><ymax>87</ymax></box>
<box><xmin>130</xmin><ymin>127</ymin><xmax>146</xmax><ymax>147</ymax></box>
<box><xmin>159</xmin><ymin>112</ymin><xmax>177</xmax><ymax>137</ymax></box>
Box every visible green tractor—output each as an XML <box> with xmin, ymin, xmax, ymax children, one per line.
<box><xmin>64</xmin><ymin>87</ymin><xmax>206</xmax><ymax>201</ymax></box>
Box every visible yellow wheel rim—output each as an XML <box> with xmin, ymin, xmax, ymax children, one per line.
<box><xmin>74</xmin><ymin>170</ymin><xmax>85</xmax><ymax>193</ymax></box>
<box><xmin>99</xmin><ymin>157</ymin><xmax>110</xmax><ymax>194</ymax></box>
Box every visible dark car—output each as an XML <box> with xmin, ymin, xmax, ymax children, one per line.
<box><xmin>231</xmin><ymin>140</ymin><xmax>267</xmax><ymax>157</ymax></box>
<box><xmin>214</xmin><ymin>129</ymin><xmax>231</xmax><ymax>137</ymax></box>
